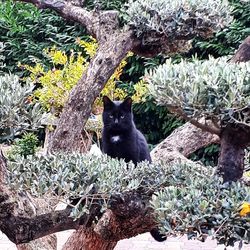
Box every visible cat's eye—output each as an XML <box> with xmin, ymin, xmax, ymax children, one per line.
<box><xmin>109</xmin><ymin>114</ymin><xmax>113</xmax><ymax>118</ymax></box>
<box><xmin>120</xmin><ymin>115</ymin><xmax>125</xmax><ymax>119</ymax></box>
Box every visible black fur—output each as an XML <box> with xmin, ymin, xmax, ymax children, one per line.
<box><xmin>101</xmin><ymin>96</ymin><xmax>166</xmax><ymax>242</ymax></box>
<box><xmin>102</xmin><ymin>96</ymin><xmax>151</xmax><ymax>164</ymax></box>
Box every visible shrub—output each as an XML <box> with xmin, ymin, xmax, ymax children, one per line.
<box><xmin>0</xmin><ymin>73</ymin><xmax>43</xmax><ymax>142</ymax></box>
<box><xmin>190</xmin><ymin>0</ymin><xmax>250</xmax><ymax>58</ymax></box>
<box><xmin>122</xmin><ymin>0</ymin><xmax>232</xmax><ymax>54</ymax></box>
<box><xmin>146</xmin><ymin>56</ymin><xmax>250</xmax><ymax>125</ymax></box>
<box><xmin>10</xmin><ymin>133</ymin><xmax>39</xmax><ymax>158</ymax></box>
<box><xmin>22</xmin><ymin>40</ymin><xmax>146</xmax><ymax>115</ymax></box>
<box><xmin>7</xmin><ymin>153</ymin><xmax>250</xmax><ymax>246</ymax></box>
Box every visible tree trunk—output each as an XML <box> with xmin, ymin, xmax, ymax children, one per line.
<box><xmin>44</xmin><ymin>127</ymin><xmax>92</xmax><ymax>154</ymax></box>
<box><xmin>16</xmin><ymin>235</ymin><xmax>57</xmax><ymax>250</ymax></box>
<box><xmin>62</xmin><ymin>227</ymin><xmax>117</xmax><ymax>250</ymax></box>
<box><xmin>218</xmin><ymin>124</ymin><xmax>250</xmax><ymax>182</ymax></box>
<box><xmin>230</xmin><ymin>35</ymin><xmax>250</xmax><ymax>63</ymax></box>
<box><xmin>48</xmin><ymin>30</ymin><xmax>135</xmax><ymax>153</ymax></box>
<box><xmin>62</xmin><ymin>192</ymin><xmax>158</xmax><ymax>250</ymax></box>
<box><xmin>151</xmin><ymin>121</ymin><xmax>219</xmax><ymax>165</ymax></box>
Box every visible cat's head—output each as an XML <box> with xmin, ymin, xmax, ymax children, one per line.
<box><xmin>102</xmin><ymin>96</ymin><xmax>134</xmax><ymax>132</ymax></box>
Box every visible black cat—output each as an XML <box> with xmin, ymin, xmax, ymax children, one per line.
<box><xmin>102</xmin><ymin>96</ymin><xmax>151</xmax><ymax>164</ymax></box>
<box><xmin>101</xmin><ymin>96</ymin><xmax>166</xmax><ymax>242</ymax></box>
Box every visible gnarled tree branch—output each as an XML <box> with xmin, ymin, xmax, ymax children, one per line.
<box><xmin>62</xmin><ymin>191</ymin><xmax>159</xmax><ymax>250</ymax></box>
<box><xmin>48</xmin><ymin>31</ymin><xmax>136</xmax><ymax>153</ymax></box>
<box><xmin>169</xmin><ymin>106</ymin><xmax>221</xmax><ymax>135</ymax></box>
<box><xmin>151</xmin><ymin>121</ymin><xmax>220</xmax><ymax>165</ymax></box>
<box><xmin>18</xmin><ymin>0</ymin><xmax>120</xmax><ymax>41</ymax></box>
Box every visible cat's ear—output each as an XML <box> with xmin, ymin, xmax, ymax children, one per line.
<box><xmin>122</xmin><ymin>96</ymin><xmax>132</xmax><ymax>112</ymax></box>
<box><xmin>103</xmin><ymin>96</ymin><xmax>114</xmax><ymax>110</ymax></box>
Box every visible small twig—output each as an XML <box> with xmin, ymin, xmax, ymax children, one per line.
<box><xmin>212</xmin><ymin>217</ymin><xmax>228</xmax><ymax>239</ymax></box>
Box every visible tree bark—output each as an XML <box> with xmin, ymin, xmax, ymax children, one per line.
<box><xmin>48</xmin><ymin>31</ymin><xmax>135</xmax><ymax>153</ymax></box>
<box><xmin>63</xmin><ymin>192</ymin><xmax>158</xmax><ymax>250</ymax></box>
<box><xmin>151</xmin><ymin>121</ymin><xmax>219</xmax><ymax>165</ymax></box>
<box><xmin>62</xmin><ymin>227</ymin><xmax>117</xmax><ymax>250</ymax></box>
<box><xmin>0</xmin><ymin>150</ymin><xmax>7</xmax><ymax>185</ymax></box>
<box><xmin>16</xmin><ymin>235</ymin><xmax>57</xmax><ymax>250</ymax></box>
<box><xmin>218</xmin><ymin>124</ymin><xmax>250</xmax><ymax>182</ymax></box>
<box><xmin>230</xmin><ymin>35</ymin><xmax>250</xmax><ymax>63</ymax></box>
<box><xmin>44</xmin><ymin>127</ymin><xmax>92</xmax><ymax>154</ymax></box>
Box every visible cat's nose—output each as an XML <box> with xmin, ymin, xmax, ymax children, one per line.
<box><xmin>114</xmin><ymin>118</ymin><xmax>118</xmax><ymax>124</ymax></box>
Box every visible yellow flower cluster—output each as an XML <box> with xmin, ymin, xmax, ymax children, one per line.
<box><xmin>24</xmin><ymin>46</ymin><xmax>86</xmax><ymax>113</ymax></box>
<box><xmin>76</xmin><ymin>37</ymin><xmax>98</xmax><ymax>58</ymax></box>
<box><xmin>132</xmin><ymin>79</ymin><xmax>148</xmax><ymax>103</ymax></box>
<box><xmin>21</xmin><ymin>37</ymin><xmax>148</xmax><ymax>115</ymax></box>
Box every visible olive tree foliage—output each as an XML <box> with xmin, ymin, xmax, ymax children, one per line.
<box><xmin>122</xmin><ymin>0</ymin><xmax>232</xmax><ymax>56</ymax></box>
<box><xmin>1</xmin><ymin>0</ymin><xmax>249</xmax><ymax>249</ymax></box>
<box><xmin>0</xmin><ymin>44</ymin><xmax>43</xmax><ymax>142</ymax></box>
<box><xmin>123</xmin><ymin>0</ymin><xmax>232</xmax><ymax>53</ymax></box>
<box><xmin>7</xmin><ymin>153</ymin><xmax>250</xmax><ymax>246</ymax></box>
<box><xmin>147</xmin><ymin>41</ymin><xmax>250</xmax><ymax>183</ymax></box>
<box><xmin>147</xmin><ymin>57</ymin><xmax>250</xmax><ymax>132</ymax></box>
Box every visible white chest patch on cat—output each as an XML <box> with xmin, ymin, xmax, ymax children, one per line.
<box><xmin>111</xmin><ymin>136</ymin><xmax>120</xmax><ymax>143</ymax></box>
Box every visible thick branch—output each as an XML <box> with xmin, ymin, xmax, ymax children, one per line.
<box><xmin>62</xmin><ymin>191</ymin><xmax>158</xmax><ymax>250</ymax></box>
<box><xmin>0</xmin><ymin>182</ymin><xmax>100</xmax><ymax>245</ymax></box>
<box><xmin>0</xmin><ymin>209</ymin><xmax>77</xmax><ymax>244</ymax></box>
<box><xmin>18</xmin><ymin>0</ymin><xmax>120</xmax><ymax>40</ymax></box>
<box><xmin>49</xmin><ymin>30</ymin><xmax>135</xmax><ymax>153</ymax></box>
<box><xmin>151</xmin><ymin>121</ymin><xmax>220</xmax><ymax>165</ymax></box>
<box><xmin>94</xmin><ymin>191</ymin><xmax>157</xmax><ymax>241</ymax></box>
<box><xmin>169</xmin><ymin>106</ymin><xmax>221</xmax><ymax>135</ymax></box>
<box><xmin>217</xmin><ymin>124</ymin><xmax>250</xmax><ymax>182</ymax></box>
<box><xmin>230</xmin><ymin>35</ymin><xmax>250</xmax><ymax>63</ymax></box>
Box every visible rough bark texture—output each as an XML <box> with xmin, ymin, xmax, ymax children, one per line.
<box><xmin>62</xmin><ymin>227</ymin><xmax>117</xmax><ymax>250</ymax></box>
<box><xmin>0</xmin><ymin>192</ymin><xmax>79</xmax><ymax>244</ymax></box>
<box><xmin>16</xmin><ymin>235</ymin><xmax>57</xmax><ymax>250</ymax></box>
<box><xmin>0</xmin><ymin>150</ymin><xmax>7</xmax><ymax>185</ymax></box>
<box><xmin>63</xmin><ymin>192</ymin><xmax>158</xmax><ymax>250</ymax></box>
<box><xmin>44</xmin><ymin>127</ymin><xmax>92</xmax><ymax>154</ymax></box>
<box><xmin>49</xmin><ymin>31</ymin><xmax>135</xmax><ymax>153</ymax></box>
<box><xmin>218</xmin><ymin>124</ymin><xmax>250</xmax><ymax>182</ymax></box>
<box><xmin>230</xmin><ymin>35</ymin><xmax>250</xmax><ymax>63</ymax></box>
<box><xmin>151</xmin><ymin>121</ymin><xmax>220</xmax><ymax>165</ymax></box>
